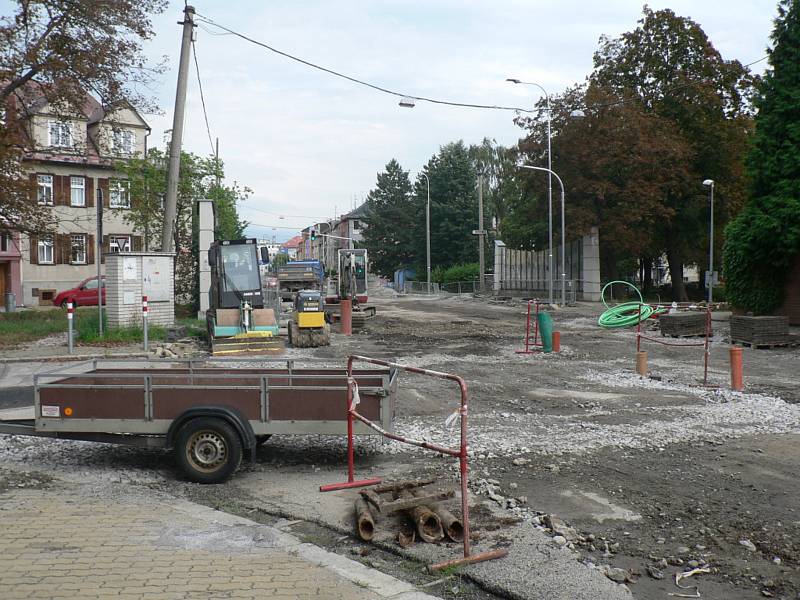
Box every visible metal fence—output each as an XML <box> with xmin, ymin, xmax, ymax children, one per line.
<box><xmin>401</xmin><ymin>281</ymin><xmax>441</xmax><ymax>295</ymax></box>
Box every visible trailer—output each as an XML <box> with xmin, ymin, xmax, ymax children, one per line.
<box><xmin>0</xmin><ymin>359</ymin><xmax>397</xmax><ymax>484</ymax></box>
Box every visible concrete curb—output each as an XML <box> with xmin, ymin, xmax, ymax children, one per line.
<box><xmin>169</xmin><ymin>497</ymin><xmax>441</xmax><ymax>600</ymax></box>
<box><xmin>0</xmin><ymin>352</ymin><xmax>151</xmax><ymax>364</ymax></box>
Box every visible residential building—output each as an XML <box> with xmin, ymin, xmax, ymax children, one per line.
<box><xmin>280</xmin><ymin>235</ymin><xmax>302</xmax><ymax>260</ymax></box>
<box><xmin>6</xmin><ymin>85</ymin><xmax>149</xmax><ymax>306</ymax></box>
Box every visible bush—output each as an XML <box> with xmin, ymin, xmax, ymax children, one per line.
<box><xmin>433</xmin><ymin>263</ymin><xmax>480</xmax><ymax>285</ymax></box>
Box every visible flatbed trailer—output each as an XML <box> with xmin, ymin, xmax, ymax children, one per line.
<box><xmin>0</xmin><ymin>359</ymin><xmax>397</xmax><ymax>483</ymax></box>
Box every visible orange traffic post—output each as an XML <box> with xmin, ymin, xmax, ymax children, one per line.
<box><xmin>341</xmin><ymin>299</ymin><xmax>353</xmax><ymax>336</ymax></box>
<box><xmin>730</xmin><ymin>345</ymin><xmax>744</xmax><ymax>391</ymax></box>
<box><xmin>635</xmin><ymin>351</ymin><xmax>648</xmax><ymax>377</ymax></box>
<box><xmin>552</xmin><ymin>331</ymin><xmax>561</xmax><ymax>353</ymax></box>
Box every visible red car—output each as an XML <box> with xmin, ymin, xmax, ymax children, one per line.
<box><xmin>54</xmin><ymin>276</ymin><xmax>106</xmax><ymax>308</ymax></box>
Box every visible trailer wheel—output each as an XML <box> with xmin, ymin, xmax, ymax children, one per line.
<box><xmin>175</xmin><ymin>418</ymin><xmax>242</xmax><ymax>484</ymax></box>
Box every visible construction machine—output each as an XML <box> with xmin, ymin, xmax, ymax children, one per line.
<box><xmin>288</xmin><ymin>289</ymin><xmax>331</xmax><ymax>347</ymax></box>
<box><xmin>206</xmin><ymin>238</ymin><xmax>281</xmax><ymax>355</ymax></box>
<box><xmin>324</xmin><ymin>248</ymin><xmax>376</xmax><ymax>329</ymax></box>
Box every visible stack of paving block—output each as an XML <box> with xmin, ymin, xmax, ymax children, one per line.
<box><xmin>730</xmin><ymin>315</ymin><xmax>789</xmax><ymax>347</ymax></box>
<box><xmin>659</xmin><ymin>312</ymin><xmax>709</xmax><ymax>337</ymax></box>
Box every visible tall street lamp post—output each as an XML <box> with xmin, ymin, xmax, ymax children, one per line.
<box><xmin>507</xmin><ymin>78</ymin><xmax>553</xmax><ymax>304</ymax></box>
<box><xmin>703</xmin><ymin>179</ymin><xmax>715</xmax><ymax>304</ymax></box>
<box><xmin>519</xmin><ymin>165</ymin><xmax>566</xmax><ymax>307</ymax></box>
<box><xmin>421</xmin><ymin>172</ymin><xmax>431</xmax><ymax>294</ymax></box>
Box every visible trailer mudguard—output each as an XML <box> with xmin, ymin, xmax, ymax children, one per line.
<box><xmin>166</xmin><ymin>406</ymin><xmax>258</xmax><ymax>462</ymax></box>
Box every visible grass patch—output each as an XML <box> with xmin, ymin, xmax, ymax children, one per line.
<box><xmin>77</xmin><ymin>312</ymin><xmax>166</xmax><ymax>345</ymax></box>
<box><xmin>176</xmin><ymin>317</ymin><xmax>207</xmax><ymax>341</ymax></box>
<box><xmin>0</xmin><ymin>309</ymin><xmax>68</xmax><ymax>346</ymax></box>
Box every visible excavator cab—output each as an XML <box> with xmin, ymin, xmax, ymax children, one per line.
<box><xmin>206</xmin><ymin>239</ymin><xmax>281</xmax><ymax>355</ymax></box>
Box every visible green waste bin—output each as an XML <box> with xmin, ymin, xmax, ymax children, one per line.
<box><xmin>537</xmin><ymin>310</ymin><xmax>554</xmax><ymax>352</ymax></box>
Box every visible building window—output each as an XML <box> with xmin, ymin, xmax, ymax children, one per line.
<box><xmin>70</xmin><ymin>177</ymin><xmax>85</xmax><ymax>207</ymax></box>
<box><xmin>48</xmin><ymin>121</ymin><xmax>73</xmax><ymax>147</ymax></box>
<box><xmin>37</xmin><ymin>175</ymin><xmax>53</xmax><ymax>205</ymax></box>
<box><xmin>109</xmin><ymin>235</ymin><xmax>131</xmax><ymax>253</ymax></box>
<box><xmin>112</xmin><ymin>128</ymin><xmax>135</xmax><ymax>154</ymax></box>
<box><xmin>109</xmin><ymin>180</ymin><xmax>130</xmax><ymax>208</ymax></box>
<box><xmin>38</xmin><ymin>235</ymin><xmax>54</xmax><ymax>264</ymax></box>
<box><xmin>1</xmin><ymin>233</ymin><xmax>9</xmax><ymax>252</ymax></box>
<box><xmin>70</xmin><ymin>234</ymin><xmax>87</xmax><ymax>264</ymax></box>
<box><xmin>352</xmin><ymin>220</ymin><xmax>361</xmax><ymax>230</ymax></box>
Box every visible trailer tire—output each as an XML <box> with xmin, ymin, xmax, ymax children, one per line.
<box><xmin>175</xmin><ymin>417</ymin><xmax>242</xmax><ymax>484</ymax></box>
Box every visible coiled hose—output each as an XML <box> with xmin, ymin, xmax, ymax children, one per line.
<box><xmin>598</xmin><ymin>281</ymin><xmax>662</xmax><ymax>328</ymax></box>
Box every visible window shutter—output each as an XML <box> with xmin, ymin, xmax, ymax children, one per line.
<box><xmin>101</xmin><ymin>235</ymin><xmax>109</xmax><ymax>264</ymax></box>
<box><xmin>132</xmin><ymin>235</ymin><xmax>143</xmax><ymax>251</ymax></box>
<box><xmin>87</xmin><ymin>234</ymin><xmax>95</xmax><ymax>264</ymax></box>
<box><xmin>56</xmin><ymin>234</ymin><xmax>68</xmax><ymax>264</ymax></box>
<box><xmin>85</xmin><ymin>177</ymin><xmax>94</xmax><ymax>207</ymax></box>
<box><xmin>29</xmin><ymin>173</ymin><xmax>37</xmax><ymax>202</ymax></box>
<box><xmin>99</xmin><ymin>178</ymin><xmax>110</xmax><ymax>208</ymax></box>
<box><xmin>29</xmin><ymin>235</ymin><xmax>38</xmax><ymax>265</ymax></box>
<box><xmin>52</xmin><ymin>176</ymin><xmax>61</xmax><ymax>205</ymax></box>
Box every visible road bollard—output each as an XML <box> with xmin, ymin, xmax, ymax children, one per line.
<box><xmin>341</xmin><ymin>299</ymin><xmax>352</xmax><ymax>336</ymax></box>
<box><xmin>142</xmin><ymin>295</ymin><xmax>149</xmax><ymax>352</ymax></box>
<box><xmin>730</xmin><ymin>345</ymin><xmax>743</xmax><ymax>391</ymax></box>
<box><xmin>635</xmin><ymin>350</ymin><xmax>648</xmax><ymax>376</ymax></box>
<box><xmin>552</xmin><ymin>331</ymin><xmax>561</xmax><ymax>353</ymax></box>
<box><xmin>67</xmin><ymin>301</ymin><xmax>74</xmax><ymax>354</ymax></box>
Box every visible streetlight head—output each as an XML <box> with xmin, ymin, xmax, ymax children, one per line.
<box><xmin>703</xmin><ymin>179</ymin><xmax>714</xmax><ymax>187</ymax></box>
<box><xmin>399</xmin><ymin>97</ymin><xmax>415</xmax><ymax>108</ymax></box>
<box><xmin>570</xmin><ymin>109</ymin><xmax>586</xmax><ymax>118</ymax></box>
<box><xmin>506</xmin><ymin>78</ymin><xmax>522</xmax><ymax>84</ymax></box>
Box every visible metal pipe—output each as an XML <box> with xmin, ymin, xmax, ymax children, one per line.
<box><xmin>518</xmin><ymin>165</ymin><xmax>566</xmax><ymax>306</ymax></box>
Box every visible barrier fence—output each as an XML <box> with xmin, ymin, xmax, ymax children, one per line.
<box><xmin>320</xmin><ymin>354</ymin><xmax>508</xmax><ymax>570</ymax></box>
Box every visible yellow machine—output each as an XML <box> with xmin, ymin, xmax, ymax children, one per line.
<box><xmin>288</xmin><ymin>290</ymin><xmax>331</xmax><ymax>347</ymax></box>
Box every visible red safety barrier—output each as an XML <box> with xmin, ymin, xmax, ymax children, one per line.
<box><xmin>516</xmin><ymin>299</ymin><xmax>543</xmax><ymax>354</ymax></box>
<box><xmin>635</xmin><ymin>304</ymin><xmax>712</xmax><ymax>385</ymax></box>
<box><xmin>320</xmin><ymin>355</ymin><xmax>508</xmax><ymax>570</ymax></box>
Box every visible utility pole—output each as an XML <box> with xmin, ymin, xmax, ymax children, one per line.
<box><xmin>477</xmin><ymin>175</ymin><xmax>486</xmax><ymax>293</ymax></box>
<box><xmin>215</xmin><ymin>137</ymin><xmax>220</xmax><ymax>190</ymax></box>
<box><xmin>161</xmin><ymin>4</ymin><xmax>195</xmax><ymax>253</ymax></box>
<box><xmin>96</xmin><ymin>186</ymin><xmax>104</xmax><ymax>335</ymax></box>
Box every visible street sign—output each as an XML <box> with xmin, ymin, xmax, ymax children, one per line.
<box><xmin>704</xmin><ymin>270</ymin><xmax>719</xmax><ymax>286</ymax></box>
<box><xmin>472</xmin><ymin>229</ymin><xmax>487</xmax><ymax>235</ymax></box>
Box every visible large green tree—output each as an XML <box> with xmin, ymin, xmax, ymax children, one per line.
<box><xmin>724</xmin><ymin>0</ymin><xmax>800</xmax><ymax>313</ymax></box>
<box><xmin>0</xmin><ymin>0</ymin><xmax>167</xmax><ymax>235</ymax></box>
<box><xmin>590</xmin><ymin>6</ymin><xmax>755</xmax><ymax>300</ymax></box>
<box><xmin>361</xmin><ymin>159</ymin><xmax>415</xmax><ymax>276</ymax></box>
<box><xmin>412</xmin><ymin>141</ymin><xmax>479</xmax><ymax>269</ymax></box>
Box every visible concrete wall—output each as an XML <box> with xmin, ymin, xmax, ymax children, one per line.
<box><xmin>106</xmin><ymin>253</ymin><xmax>175</xmax><ymax>328</ymax></box>
<box><xmin>197</xmin><ymin>200</ymin><xmax>214</xmax><ymax>319</ymax></box>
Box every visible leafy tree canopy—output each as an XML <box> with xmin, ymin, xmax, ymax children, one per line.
<box><xmin>724</xmin><ymin>0</ymin><xmax>800</xmax><ymax>313</ymax></box>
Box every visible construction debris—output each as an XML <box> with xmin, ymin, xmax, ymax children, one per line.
<box><xmin>354</xmin><ymin>497</ymin><xmax>375</xmax><ymax>541</ymax></box>
<box><xmin>396</xmin><ymin>489</ymin><xmax>444</xmax><ymax>543</ymax></box>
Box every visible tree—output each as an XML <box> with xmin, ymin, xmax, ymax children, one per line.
<box><xmin>589</xmin><ymin>6</ymin><xmax>755</xmax><ymax>300</ymax></box>
<box><xmin>115</xmin><ymin>149</ymin><xmax>250</xmax><ymax>304</ymax></box>
<box><xmin>412</xmin><ymin>142</ymin><xmax>479</xmax><ymax>269</ymax></box>
<box><xmin>361</xmin><ymin>159</ymin><xmax>415</xmax><ymax>276</ymax></box>
<box><xmin>724</xmin><ymin>0</ymin><xmax>800</xmax><ymax>313</ymax></box>
<box><xmin>0</xmin><ymin>0</ymin><xmax>167</xmax><ymax>235</ymax></box>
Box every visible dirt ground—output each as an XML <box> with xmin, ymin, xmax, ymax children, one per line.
<box><xmin>1</xmin><ymin>293</ymin><xmax>799</xmax><ymax>599</ymax></box>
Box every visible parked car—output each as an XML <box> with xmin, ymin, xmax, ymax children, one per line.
<box><xmin>54</xmin><ymin>276</ymin><xmax>106</xmax><ymax>308</ymax></box>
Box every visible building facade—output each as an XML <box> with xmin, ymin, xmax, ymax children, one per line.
<box><xmin>8</xmin><ymin>88</ymin><xmax>149</xmax><ymax>306</ymax></box>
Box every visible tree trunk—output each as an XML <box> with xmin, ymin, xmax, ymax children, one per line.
<box><xmin>642</xmin><ymin>257</ymin><xmax>653</xmax><ymax>295</ymax></box>
<box><xmin>666</xmin><ymin>246</ymin><xmax>688</xmax><ymax>302</ymax></box>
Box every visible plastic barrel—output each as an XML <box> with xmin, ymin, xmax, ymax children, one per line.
<box><xmin>537</xmin><ymin>311</ymin><xmax>554</xmax><ymax>352</ymax></box>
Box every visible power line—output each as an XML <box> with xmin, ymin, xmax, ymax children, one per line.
<box><xmin>247</xmin><ymin>205</ymin><xmax>330</xmax><ymax>221</ymax></box>
<box><xmin>191</xmin><ymin>40</ymin><xmax>215</xmax><ymax>155</ymax></box>
<box><xmin>194</xmin><ymin>12</ymin><xmax>533</xmax><ymax>113</ymax></box>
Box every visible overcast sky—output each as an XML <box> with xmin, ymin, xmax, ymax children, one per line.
<box><xmin>139</xmin><ymin>2</ymin><xmax>774</xmax><ymax>241</ymax></box>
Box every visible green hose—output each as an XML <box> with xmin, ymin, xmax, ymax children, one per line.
<box><xmin>598</xmin><ymin>281</ymin><xmax>662</xmax><ymax>328</ymax></box>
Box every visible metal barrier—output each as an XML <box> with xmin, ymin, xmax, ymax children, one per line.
<box><xmin>635</xmin><ymin>304</ymin><xmax>712</xmax><ymax>385</ymax></box>
<box><xmin>516</xmin><ymin>300</ymin><xmax>543</xmax><ymax>354</ymax></box>
<box><xmin>320</xmin><ymin>354</ymin><xmax>508</xmax><ymax>570</ymax></box>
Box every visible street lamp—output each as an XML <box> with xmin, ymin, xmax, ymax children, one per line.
<box><xmin>519</xmin><ymin>165</ymin><xmax>567</xmax><ymax>307</ymax></box>
<box><xmin>703</xmin><ymin>179</ymin><xmax>715</xmax><ymax>304</ymax></box>
<box><xmin>507</xmin><ymin>78</ymin><xmax>553</xmax><ymax>304</ymax></box>
<box><xmin>420</xmin><ymin>172</ymin><xmax>431</xmax><ymax>294</ymax></box>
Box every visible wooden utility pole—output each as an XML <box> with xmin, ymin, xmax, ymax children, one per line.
<box><xmin>161</xmin><ymin>5</ymin><xmax>195</xmax><ymax>253</ymax></box>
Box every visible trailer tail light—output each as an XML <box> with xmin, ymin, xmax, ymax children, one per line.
<box><xmin>64</xmin><ymin>407</ymin><xmax>73</xmax><ymax>417</ymax></box>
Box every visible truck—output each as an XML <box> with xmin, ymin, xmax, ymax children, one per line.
<box><xmin>276</xmin><ymin>260</ymin><xmax>325</xmax><ymax>301</ymax></box>
<box><xmin>0</xmin><ymin>358</ymin><xmax>397</xmax><ymax>484</ymax></box>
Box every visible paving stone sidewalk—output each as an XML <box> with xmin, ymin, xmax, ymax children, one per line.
<box><xmin>0</xmin><ymin>474</ymin><xmax>436</xmax><ymax>600</ymax></box>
